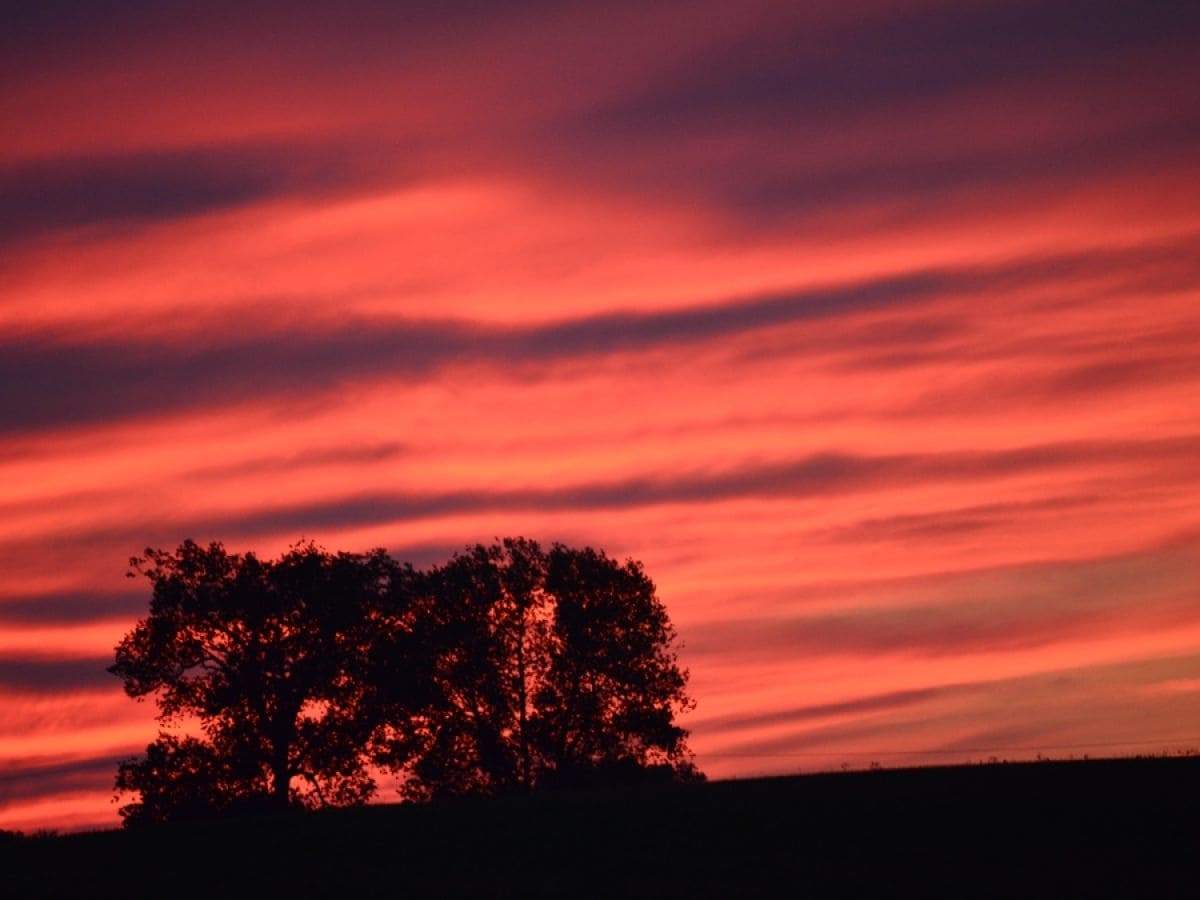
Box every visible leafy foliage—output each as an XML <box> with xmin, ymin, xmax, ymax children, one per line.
<box><xmin>110</xmin><ymin>537</ymin><xmax>699</xmax><ymax>823</ymax></box>
<box><xmin>113</xmin><ymin>734</ymin><xmax>259</xmax><ymax>824</ymax></box>
<box><xmin>109</xmin><ymin>540</ymin><xmax>390</xmax><ymax>823</ymax></box>
<box><xmin>382</xmin><ymin>538</ymin><xmax>699</xmax><ymax>800</ymax></box>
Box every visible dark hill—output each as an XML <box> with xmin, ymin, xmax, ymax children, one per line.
<box><xmin>4</xmin><ymin>756</ymin><xmax>1197</xmax><ymax>898</ymax></box>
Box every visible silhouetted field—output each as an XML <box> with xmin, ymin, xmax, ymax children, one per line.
<box><xmin>4</xmin><ymin>756</ymin><xmax>1197</xmax><ymax>898</ymax></box>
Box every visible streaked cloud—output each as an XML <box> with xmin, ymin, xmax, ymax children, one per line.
<box><xmin>4</xmin><ymin>238</ymin><xmax>1197</xmax><ymax>435</ymax></box>
<box><xmin>1</xmin><ymin>0</ymin><xmax>1198</xmax><ymax>831</ymax></box>
<box><xmin>0</xmin><ymin>592</ymin><xmax>146</xmax><ymax>624</ymax></box>
<box><xmin>0</xmin><ymin>140</ymin><xmax>406</xmax><ymax>247</ymax></box>
<box><xmin>0</xmin><ymin>754</ymin><xmax>126</xmax><ymax>807</ymax></box>
<box><xmin>0</xmin><ymin>660</ymin><xmax>115</xmax><ymax>694</ymax></box>
<box><xmin>686</xmin><ymin>538</ymin><xmax>1200</xmax><ymax>660</ymax></box>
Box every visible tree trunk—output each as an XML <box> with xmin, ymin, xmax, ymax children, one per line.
<box><xmin>270</xmin><ymin>743</ymin><xmax>291</xmax><ymax>809</ymax></box>
<box><xmin>269</xmin><ymin>706</ymin><xmax>295</xmax><ymax>810</ymax></box>
<box><xmin>516</xmin><ymin>607</ymin><xmax>531</xmax><ymax>791</ymax></box>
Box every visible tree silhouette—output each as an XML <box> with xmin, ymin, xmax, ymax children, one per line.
<box><xmin>376</xmin><ymin>538</ymin><xmax>699</xmax><ymax>800</ymax></box>
<box><xmin>113</xmin><ymin>734</ymin><xmax>260</xmax><ymax>823</ymax></box>
<box><xmin>109</xmin><ymin>540</ymin><xmax>392</xmax><ymax>824</ymax></box>
<box><xmin>111</xmin><ymin>536</ymin><xmax>700</xmax><ymax>822</ymax></box>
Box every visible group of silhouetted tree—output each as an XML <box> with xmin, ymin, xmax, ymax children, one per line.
<box><xmin>108</xmin><ymin>537</ymin><xmax>700</xmax><ymax>825</ymax></box>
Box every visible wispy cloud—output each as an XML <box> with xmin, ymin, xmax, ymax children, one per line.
<box><xmin>686</xmin><ymin>538</ymin><xmax>1200</xmax><ymax>661</ymax></box>
<box><xmin>4</xmin><ymin>239</ymin><xmax>1196</xmax><ymax>435</ymax></box>
<box><xmin>2</xmin><ymin>0</ymin><xmax>1199</xmax><ymax>831</ymax></box>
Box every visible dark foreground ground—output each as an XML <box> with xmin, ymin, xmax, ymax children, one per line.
<box><xmin>4</xmin><ymin>756</ymin><xmax>1198</xmax><ymax>898</ymax></box>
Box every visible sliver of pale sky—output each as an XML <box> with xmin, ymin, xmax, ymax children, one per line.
<box><xmin>2</xmin><ymin>0</ymin><xmax>1199</xmax><ymax>832</ymax></box>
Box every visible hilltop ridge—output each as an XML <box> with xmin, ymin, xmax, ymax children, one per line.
<box><xmin>4</xmin><ymin>755</ymin><xmax>1196</xmax><ymax>898</ymax></box>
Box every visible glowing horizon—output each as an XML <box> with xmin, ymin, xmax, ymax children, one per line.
<box><xmin>3</xmin><ymin>0</ymin><xmax>1200</xmax><ymax>831</ymax></box>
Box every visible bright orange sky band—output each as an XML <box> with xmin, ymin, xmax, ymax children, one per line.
<box><xmin>2</xmin><ymin>0</ymin><xmax>1199</xmax><ymax>832</ymax></box>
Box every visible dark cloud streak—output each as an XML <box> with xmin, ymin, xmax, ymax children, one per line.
<box><xmin>685</xmin><ymin>540</ymin><xmax>1200</xmax><ymax>661</ymax></box>
<box><xmin>599</xmin><ymin>0</ymin><xmax>1200</xmax><ymax>130</ymax></box>
<box><xmin>0</xmin><ymin>141</ymin><xmax>410</xmax><ymax>247</ymax></box>
<box><xmin>253</xmin><ymin>434</ymin><xmax>1196</xmax><ymax>532</ymax></box>
<box><xmin>822</xmin><ymin>495</ymin><xmax>1104</xmax><ymax>545</ymax></box>
<box><xmin>2</xmin><ymin>240</ymin><xmax>1194</xmax><ymax>436</ymax></box>
<box><xmin>0</xmin><ymin>659</ymin><xmax>116</xmax><ymax>694</ymax></box>
<box><xmin>525</xmin><ymin>1</ymin><xmax>1200</xmax><ymax>229</ymax></box>
<box><xmin>4</xmin><ymin>435</ymin><xmax>1195</xmax><ymax>578</ymax></box>
<box><xmin>692</xmin><ymin>684</ymin><xmax>979</xmax><ymax>737</ymax></box>
<box><xmin>183</xmin><ymin>441</ymin><xmax>408</xmax><ymax>481</ymax></box>
<box><xmin>0</xmin><ymin>754</ymin><xmax>128</xmax><ymax>806</ymax></box>
<box><xmin>0</xmin><ymin>591</ymin><xmax>146</xmax><ymax>625</ymax></box>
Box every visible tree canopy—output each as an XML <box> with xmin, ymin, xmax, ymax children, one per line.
<box><xmin>110</xmin><ymin>540</ymin><xmax>394</xmax><ymax>823</ymax></box>
<box><xmin>110</xmin><ymin>537</ymin><xmax>699</xmax><ymax>824</ymax></box>
<box><xmin>380</xmin><ymin>538</ymin><xmax>698</xmax><ymax>800</ymax></box>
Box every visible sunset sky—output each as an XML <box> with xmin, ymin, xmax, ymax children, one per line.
<box><xmin>3</xmin><ymin>0</ymin><xmax>1200</xmax><ymax>832</ymax></box>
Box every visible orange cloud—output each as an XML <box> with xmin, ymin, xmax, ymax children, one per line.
<box><xmin>2</xmin><ymin>0</ymin><xmax>1199</xmax><ymax>831</ymax></box>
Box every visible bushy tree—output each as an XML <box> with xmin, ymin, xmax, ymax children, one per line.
<box><xmin>380</xmin><ymin>538</ymin><xmax>699</xmax><ymax>800</ymax></box>
<box><xmin>113</xmin><ymin>734</ymin><xmax>260</xmax><ymax>824</ymax></box>
<box><xmin>109</xmin><ymin>540</ymin><xmax>392</xmax><ymax>823</ymax></box>
<box><xmin>536</xmin><ymin>543</ymin><xmax>699</xmax><ymax>787</ymax></box>
<box><xmin>111</xmin><ymin>536</ymin><xmax>700</xmax><ymax>823</ymax></box>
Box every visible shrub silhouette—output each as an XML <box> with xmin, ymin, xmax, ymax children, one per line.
<box><xmin>110</xmin><ymin>537</ymin><xmax>699</xmax><ymax>823</ymax></box>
